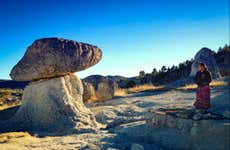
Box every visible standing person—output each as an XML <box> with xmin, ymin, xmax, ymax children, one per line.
<box><xmin>194</xmin><ymin>62</ymin><xmax>212</xmax><ymax>113</ymax></box>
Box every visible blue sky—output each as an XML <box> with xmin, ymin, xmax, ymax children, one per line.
<box><xmin>0</xmin><ymin>0</ymin><xmax>229</xmax><ymax>79</ymax></box>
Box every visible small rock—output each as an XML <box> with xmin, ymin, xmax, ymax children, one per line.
<box><xmin>131</xmin><ymin>143</ymin><xmax>144</xmax><ymax>150</ymax></box>
<box><xmin>202</xmin><ymin>113</ymin><xmax>212</xmax><ymax>119</ymax></box>
<box><xmin>223</xmin><ymin>111</ymin><xmax>230</xmax><ymax>119</ymax></box>
<box><xmin>193</xmin><ymin>113</ymin><xmax>202</xmax><ymax>120</ymax></box>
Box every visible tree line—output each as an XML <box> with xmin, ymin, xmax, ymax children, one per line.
<box><xmin>138</xmin><ymin>44</ymin><xmax>229</xmax><ymax>85</ymax></box>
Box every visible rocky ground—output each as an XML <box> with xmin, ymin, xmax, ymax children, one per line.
<box><xmin>0</xmin><ymin>79</ymin><xmax>229</xmax><ymax>150</ymax></box>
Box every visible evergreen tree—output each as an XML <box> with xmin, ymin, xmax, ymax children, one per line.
<box><xmin>152</xmin><ymin>68</ymin><xmax>158</xmax><ymax>76</ymax></box>
<box><xmin>139</xmin><ymin>71</ymin><xmax>145</xmax><ymax>78</ymax></box>
<box><xmin>160</xmin><ymin>66</ymin><xmax>167</xmax><ymax>73</ymax></box>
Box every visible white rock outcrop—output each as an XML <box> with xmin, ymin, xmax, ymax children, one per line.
<box><xmin>5</xmin><ymin>74</ymin><xmax>99</xmax><ymax>132</ymax></box>
<box><xmin>146</xmin><ymin>110</ymin><xmax>230</xmax><ymax>150</ymax></box>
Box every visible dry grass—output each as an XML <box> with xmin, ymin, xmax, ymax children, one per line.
<box><xmin>115</xmin><ymin>84</ymin><xmax>165</xmax><ymax>96</ymax></box>
<box><xmin>0</xmin><ymin>89</ymin><xmax>12</xmax><ymax>101</ymax></box>
<box><xmin>115</xmin><ymin>80</ymin><xmax>228</xmax><ymax>96</ymax></box>
<box><xmin>0</xmin><ymin>132</ymin><xmax>32</xmax><ymax>143</ymax></box>
<box><xmin>0</xmin><ymin>132</ymin><xmax>40</xmax><ymax>150</ymax></box>
<box><xmin>84</xmin><ymin>95</ymin><xmax>99</xmax><ymax>103</ymax></box>
<box><xmin>210</xmin><ymin>80</ymin><xmax>228</xmax><ymax>87</ymax></box>
<box><xmin>177</xmin><ymin>80</ymin><xmax>228</xmax><ymax>90</ymax></box>
<box><xmin>0</xmin><ymin>89</ymin><xmax>22</xmax><ymax>110</ymax></box>
<box><xmin>114</xmin><ymin>88</ymin><xmax>128</xmax><ymax>97</ymax></box>
<box><xmin>127</xmin><ymin>84</ymin><xmax>164</xmax><ymax>93</ymax></box>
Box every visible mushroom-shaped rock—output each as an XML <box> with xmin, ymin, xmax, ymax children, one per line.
<box><xmin>0</xmin><ymin>74</ymin><xmax>99</xmax><ymax>132</ymax></box>
<box><xmin>10</xmin><ymin>38</ymin><xmax>102</xmax><ymax>81</ymax></box>
<box><xmin>190</xmin><ymin>47</ymin><xmax>221</xmax><ymax>78</ymax></box>
<box><xmin>1</xmin><ymin>38</ymin><xmax>102</xmax><ymax>133</ymax></box>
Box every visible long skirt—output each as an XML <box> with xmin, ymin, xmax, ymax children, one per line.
<box><xmin>194</xmin><ymin>85</ymin><xmax>211</xmax><ymax>110</ymax></box>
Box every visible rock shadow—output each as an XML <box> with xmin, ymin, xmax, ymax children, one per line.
<box><xmin>0</xmin><ymin>106</ymin><xmax>97</xmax><ymax>137</ymax></box>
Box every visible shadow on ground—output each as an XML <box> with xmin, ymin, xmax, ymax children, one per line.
<box><xmin>0</xmin><ymin>106</ymin><xmax>19</xmax><ymax>121</ymax></box>
<box><xmin>0</xmin><ymin>105</ymin><xmax>97</xmax><ymax>137</ymax></box>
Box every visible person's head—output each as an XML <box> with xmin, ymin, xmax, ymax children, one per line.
<box><xmin>198</xmin><ymin>62</ymin><xmax>207</xmax><ymax>72</ymax></box>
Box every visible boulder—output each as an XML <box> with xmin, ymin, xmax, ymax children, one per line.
<box><xmin>190</xmin><ymin>47</ymin><xmax>221</xmax><ymax>78</ymax></box>
<box><xmin>83</xmin><ymin>75</ymin><xmax>118</xmax><ymax>101</ymax></box>
<box><xmin>1</xmin><ymin>74</ymin><xmax>99</xmax><ymax>132</ymax></box>
<box><xmin>82</xmin><ymin>81</ymin><xmax>96</xmax><ymax>102</ymax></box>
<box><xmin>10</xmin><ymin>38</ymin><xmax>102</xmax><ymax>81</ymax></box>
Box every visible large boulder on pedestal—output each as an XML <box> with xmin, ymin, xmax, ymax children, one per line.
<box><xmin>10</xmin><ymin>38</ymin><xmax>102</xmax><ymax>81</ymax></box>
<box><xmin>1</xmin><ymin>37</ymin><xmax>102</xmax><ymax>133</ymax></box>
<box><xmin>83</xmin><ymin>75</ymin><xmax>118</xmax><ymax>101</ymax></box>
<box><xmin>1</xmin><ymin>74</ymin><xmax>99</xmax><ymax>132</ymax></box>
<box><xmin>190</xmin><ymin>47</ymin><xmax>221</xmax><ymax>78</ymax></box>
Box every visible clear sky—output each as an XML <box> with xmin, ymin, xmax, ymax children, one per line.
<box><xmin>0</xmin><ymin>0</ymin><xmax>229</xmax><ymax>79</ymax></box>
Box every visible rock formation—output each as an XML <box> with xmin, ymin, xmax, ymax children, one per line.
<box><xmin>2</xmin><ymin>38</ymin><xmax>102</xmax><ymax>133</ymax></box>
<box><xmin>82</xmin><ymin>81</ymin><xmax>96</xmax><ymax>102</ymax></box>
<box><xmin>146</xmin><ymin>109</ymin><xmax>230</xmax><ymax>150</ymax></box>
<box><xmin>190</xmin><ymin>47</ymin><xmax>221</xmax><ymax>78</ymax></box>
<box><xmin>83</xmin><ymin>75</ymin><xmax>118</xmax><ymax>101</ymax></box>
<box><xmin>10</xmin><ymin>38</ymin><xmax>102</xmax><ymax>81</ymax></box>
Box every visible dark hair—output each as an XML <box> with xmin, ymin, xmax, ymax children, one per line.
<box><xmin>199</xmin><ymin>62</ymin><xmax>208</xmax><ymax>71</ymax></box>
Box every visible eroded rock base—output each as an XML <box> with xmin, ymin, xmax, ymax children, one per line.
<box><xmin>0</xmin><ymin>74</ymin><xmax>99</xmax><ymax>133</ymax></box>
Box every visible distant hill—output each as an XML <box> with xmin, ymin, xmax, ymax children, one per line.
<box><xmin>107</xmin><ymin>75</ymin><xmax>127</xmax><ymax>82</ymax></box>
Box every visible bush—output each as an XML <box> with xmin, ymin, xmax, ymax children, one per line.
<box><xmin>125</xmin><ymin>80</ymin><xmax>136</xmax><ymax>88</ymax></box>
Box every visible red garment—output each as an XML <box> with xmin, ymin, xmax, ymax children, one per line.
<box><xmin>194</xmin><ymin>85</ymin><xmax>211</xmax><ymax>110</ymax></box>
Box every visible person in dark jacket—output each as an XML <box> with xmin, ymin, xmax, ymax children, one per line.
<box><xmin>194</xmin><ymin>62</ymin><xmax>212</xmax><ymax>113</ymax></box>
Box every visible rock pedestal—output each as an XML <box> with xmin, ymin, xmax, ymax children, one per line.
<box><xmin>7</xmin><ymin>74</ymin><xmax>98</xmax><ymax>132</ymax></box>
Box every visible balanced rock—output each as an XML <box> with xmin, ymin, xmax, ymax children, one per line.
<box><xmin>83</xmin><ymin>75</ymin><xmax>118</xmax><ymax>101</ymax></box>
<box><xmin>190</xmin><ymin>47</ymin><xmax>221</xmax><ymax>78</ymax></box>
<box><xmin>1</xmin><ymin>38</ymin><xmax>102</xmax><ymax>133</ymax></box>
<box><xmin>82</xmin><ymin>81</ymin><xmax>96</xmax><ymax>102</ymax></box>
<box><xmin>10</xmin><ymin>38</ymin><xmax>102</xmax><ymax>81</ymax></box>
<box><xmin>3</xmin><ymin>74</ymin><xmax>99</xmax><ymax>132</ymax></box>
